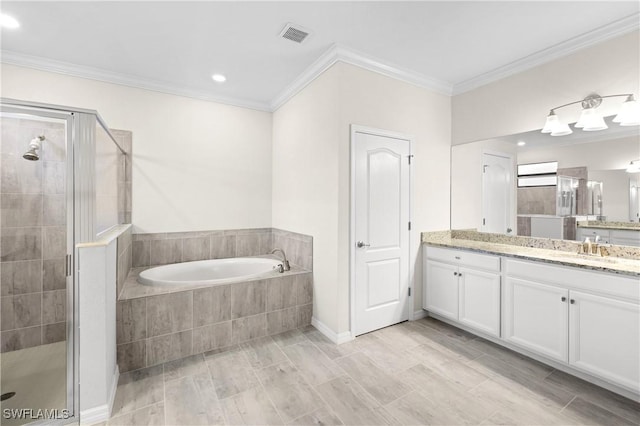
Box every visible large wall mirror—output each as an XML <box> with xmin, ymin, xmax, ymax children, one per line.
<box><xmin>451</xmin><ymin>116</ymin><xmax>640</xmax><ymax>242</ymax></box>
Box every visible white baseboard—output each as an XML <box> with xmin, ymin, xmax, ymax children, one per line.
<box><xmin>311</xmin><ymin>316</ymin><xmax>354</xmax><ymax>344</ymax></box>
<box><xmin>81</xmin><ymin>366</ymin><xmax>119</xmax><ymax>425</ymax></box>
<box><xmin>413</xmin><ymin>309</ymin><xmax>428</xmax><ymax>320</ymax></box>
<box><xmin>108</xmin><ymin>365</ymin><xmax>120</xmax><ymax>417</ymax></box>
<box><xmin>80</xmin><ymin>404</ymin><xmax>110</xmax><ymax>425</ymax></box>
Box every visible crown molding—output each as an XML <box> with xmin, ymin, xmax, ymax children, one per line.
<box><xmin>0</xmin><ymin>50</ymin><xmax>272</xmax><ymax>112</ymax></box>
<box><xmin>270</xmin><ymin>43</ymin><xmax>453</xmax><ymax>111</ymax></box>
<box><xmin>3</xmin><ymin>12</ymin><xmax>637</xmax><ymax>112</ymax></box>
<box><xmin>269</xmin><ymin>44</ymin><xmax>342</xmax><ymax>111</ymax></box>
<box><xmin>452</xmin><ymin>13</ymin><xmax>640</xmax><ymax>95</ymax></box>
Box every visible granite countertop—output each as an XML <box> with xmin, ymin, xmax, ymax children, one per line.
<box><xmin>119</xmin><ymin>255</ymin><xmax>311</xmax><ymax>300</ymax></box>
<box><xmin>422</xmin><ymin>230</ymin><xmax>640</xmax><ymax>277</ymax></box>
<box><xmin>577</xmin><ymin>221</ymin><xmax>640</xmax><ymax>231</ymax></box>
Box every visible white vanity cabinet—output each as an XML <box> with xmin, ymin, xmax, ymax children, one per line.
<box><xmin>610</xmin><ymin>229</ymin><xmax>640</xmax><ymax>247</ymax></box>
<box><xmin>422</xmin><ymin>245</ymin><xmax>640</xmax><ymax>396</ymax></box>
<box><xmin>503</xmin><ymin>258</ymin><xmax>640</xmax><ymax>393</ymax></box>
<box><xmin>424</xmin><ymin>259</ymin><xmax>459</xmax><ymax>320</ymax></box>
<box><xmin>504</xmin><ymin>277</ymin><xmax>568</xmax><ymax>362</ymax></box>
<box><xmin>576</xmin><ymin>227</ymin><xmax>640</xmax><ymax>247</ymax></box>
<box><xmin>569</xmin><ymin>291</ymin><xmax>639</xmax><ymax>392</ymax></box>
<box><xmin>423</xmin><ymin>247</ymin><xmax>501</xmax><ymax>337</ymax></box>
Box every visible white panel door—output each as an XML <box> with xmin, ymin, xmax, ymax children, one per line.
<box><xmin>630</xmin><ymin>177</ymin><xmax>640</xmax><ymax>222</ymax></box>
<box><xmin>458</xmin><ymin>267</ymin><xmax>501</xmax><ymax>337</ymax></box>
<box><xmin>354</xmin><ymin>130</ymin><xmax>410</xmax><ymax>336</ymax></box>
<box><xmin>482</xmin><ymin>153</ymin><xmax>513</xmax><ymax>234</ymax></box>
<box><xmin>505</xmin><ymin>277</ymin><xmax>568</xmax><ymax>362</ymax></box>
<box><xmin>569</xmin><ymin>291</ymin><xmax>640</xmax><ymax>391</ymax></box>
<box><xmin>424</xmin><ymin>260</ymin><xmax>459</xmax><ymax>321</ymax></box>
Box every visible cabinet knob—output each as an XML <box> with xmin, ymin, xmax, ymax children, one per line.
<box><xmin>570</xmin><ymin>299</ymin><xmax>575</xmax><ymax>304</ymax></box>
<box><xmin>453</xmin><ymin>272</ymin><xmax>458</xmax><ymax>276</ymax></box>
<box><xmin>458</xmin><ymin>273</ymin><xmax>462</xmax><ymax>277</ymax></box>
<box><xmin>561</xmin><ymin>297</ymin><xmax>566</xmax><ymax>302</ymax></box>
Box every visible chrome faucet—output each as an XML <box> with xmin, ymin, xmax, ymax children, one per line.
<box><xmin>270</xmin><ymin>248</ymin><xmax>290</xmax><ymax>272</ymax></box>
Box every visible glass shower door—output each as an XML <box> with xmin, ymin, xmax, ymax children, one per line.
<box><xmin>0</xmin><ymin>106</ymin><xmax>76</xmax><ymax>425</ymax></box>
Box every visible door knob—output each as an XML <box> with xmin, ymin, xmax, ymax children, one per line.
<box><xmin>356</xmin><ymin>241</ymin><xmax>370</xmax><ymax>248</ymax></box>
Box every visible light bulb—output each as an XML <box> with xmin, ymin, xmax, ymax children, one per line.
<box><xmin>551</xmin><ymin>122</ymin><xmax>573</xmax><ymax>136</ymax></box>
<box><xmin>614</xmin><ymin>95</ymin><xmax>640</xmax><ymax>126</ymax></box>
<box><xmin>627</xmin><ymin>160</ymin><xmax>640</xmax><ymax>173</ymax></box>
<box><xmin>541</xmin><ymin>111</ymin><xmax>558</xmax><ymax>133</ymax></box>
<box><xmin>576</xmin><ymin>108</ymin><xmax>607</xmax><ymax>131</ymax></box>
<box><xmin>0</xmin><ymin>13</ymin><xmax>20</xmax><ymax>29</ymax></box>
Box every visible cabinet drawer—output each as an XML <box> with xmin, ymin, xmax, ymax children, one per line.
<box><xmin>611</xmin><ymin>230</ymin><xmax>640</xmax><ymax>242</ymax></box>
<box><xmin>504</xmin><ymin>258</ymin><xmax>639</xmax><ymax>301</ymax></box>
<box><xmin>425</xmin><ymin>246</ymin><xmax>500</xmax><ymax>272</ymax></box>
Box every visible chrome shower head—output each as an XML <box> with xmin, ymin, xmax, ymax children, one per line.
<box><xmin>23</xmin><ymin>148</ymin><xmax>39</xmax><ymax>161</ymax></box>
<box><xmin>22</xmin><ymin>135</ymin><xmax>45</xmax><ymax>161</ymax></box>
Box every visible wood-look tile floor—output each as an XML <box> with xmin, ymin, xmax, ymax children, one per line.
<box><xmin>103</xmin><ymin>318</ymin><xmax>640</xmax><ymax>426</ymax></box>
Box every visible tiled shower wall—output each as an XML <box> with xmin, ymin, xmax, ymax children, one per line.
<box><xmin>0</xmin><ymin>117</ymin><xmax>67</xmax><ymax>352</ymax></box>
<box><xmin>113</xmin><ymin>129</ymin><xmax>133</xmax><ymax>299</ymax></box>
<box><xmin>0</xmin><ymin>120</ymin><xmax>133</xmax><ymax>352</ymax></box>
<box><xmin>116</xmin><ymin>227</ymin><xmax>133</xmax><ymax>299</ymax></box>
<box><xmin>132</xmin><ymin>228</ymin><xmax>312</xmax><ymax>270</ymax></box>
<box><xmin>112</xmin><ymin>129</ymin><xmax>132</xmax><ymax>224</ymax></box>
<box><xmin>517</xmin><ymin>167</ymin><xmax>588</xmax><ymax>216</ymax></box>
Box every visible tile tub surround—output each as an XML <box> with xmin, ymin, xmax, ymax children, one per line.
<box><xmin>116</xmin><ymin>268</ymin><xmax>313</xmax><ymax>372</ymax></box>
<box><xmin>423</xmin><ymin>230</ymin><xmax>640</xmax><ymax>276</ymax></box>
<box><xmin>132</xmin><ymin>228</ymin><xmax>312</xmax><ymax>271</ymax></box>
<box><xmin>0</xmin><ymin>117</ymin><xmax>68</xmax><ymax>352</ymax></box>
<box><xmin>116</xmin><ymin>226</ymin><xmax>133</xmax><ymax>299</ymax></box>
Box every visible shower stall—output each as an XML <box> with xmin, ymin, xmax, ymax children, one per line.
<box><xmin>0</xmin><ymin>98</ymin><xmax>126</xmax><ymax>425</ymax></box>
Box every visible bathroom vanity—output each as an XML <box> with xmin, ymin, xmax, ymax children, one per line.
<box><xmin>421</xmin><ymin>231</ymin><xmax>640</xmax><ymax>399</ymax></box>
<box><xmin>576</xmin><ymin>221</ymin><xmax>640</xmax><ymax>247</ymax></box>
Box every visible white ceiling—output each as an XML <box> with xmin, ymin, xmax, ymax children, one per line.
<box><xmin>1</xmin><ymin>1</ymin><xmax>639</xmax><ymax>110</ymax></box>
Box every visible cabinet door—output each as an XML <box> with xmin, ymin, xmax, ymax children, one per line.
<box><xmin>569</xmin><ymin>291</ymin><xmax>639</xmax><ymax>392</ymax></box>
<box><xmin>458</xmin><ymin>268</ymin><xmax>500</xmax><ymax>337</ymax></box>
<box><xmin>424</xmin><ymin>260</ymin><xmax>458</xmax><ymax>320</ymax></box>
<box><xmin>505</xmin><ymin>277</ymin><xmax>568</xmax><ymax>362</ymax></box>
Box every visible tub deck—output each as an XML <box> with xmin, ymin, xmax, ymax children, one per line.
<box><xmin>119</xmin><ymin>254</ymin><xmax>309</xmax><ymax>300</ymax></box>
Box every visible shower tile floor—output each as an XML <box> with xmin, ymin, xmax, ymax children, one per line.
<box><xmin>103</xmin><ymin>318</ymin><xmax>639</xmax><ymax>425</ymax></box>
<box><xmin>1</xmin><ymin>341</ymin><xmax>67</xmax><ymax>426</ymax></box>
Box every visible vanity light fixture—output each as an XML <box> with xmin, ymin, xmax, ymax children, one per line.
<box><xmin>542</xmin><ymin>93</ymin><xmax>639</xmax><ymax>136</ymax></box>
<box><xmin>626</xmin><ymin>160</ymin><xmax>640</xmax><ymax>174</ymax></box>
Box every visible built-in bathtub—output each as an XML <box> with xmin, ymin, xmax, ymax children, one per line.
<box><xmin>138</xmin><ymin>257</ymin><xmax>282</xmax><ymax>287</ymax></box>
<box><xmin>116</xmin><ymin>256</ymin><xmax>313</xmax><ymax>372</ymax></box>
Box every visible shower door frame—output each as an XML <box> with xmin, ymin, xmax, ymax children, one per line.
<box><xmin>0</xmin><ymin>102</ymin><xmax>79</xmax><ymax>425</ymax></box>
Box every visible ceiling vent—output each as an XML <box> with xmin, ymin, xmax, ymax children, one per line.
<box><xmin>279</xmin><ymin>23</ymin><xmax>311</xmax><ymax>44</ymax></box>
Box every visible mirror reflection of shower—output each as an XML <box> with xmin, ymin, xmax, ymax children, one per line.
<box><xmin>23</xmin><ymin>134</ymin><xmax>45</xmax><ymax>161</ymax></box>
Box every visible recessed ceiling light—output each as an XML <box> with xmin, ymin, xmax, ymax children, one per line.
<box><xmin>517</xmin><ymin>141</ymin><xmax>526</xmax><ymax>146</ymax></box>
<box><xmin>0</xmin><ymin>13</ymin><xmax>20</xmax><ymax>29</ymax></box>
<box><xmin>211</xmin><ymin>74</ymin><xmax>226</xmax><ymax>83</ymax></box>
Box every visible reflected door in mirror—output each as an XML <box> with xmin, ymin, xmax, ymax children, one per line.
<box><xmin>482</xmin><ymin>152</ymin><xmax>514</xmax><ymax>234</ymax></box>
